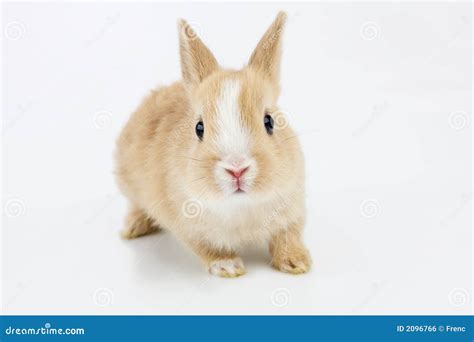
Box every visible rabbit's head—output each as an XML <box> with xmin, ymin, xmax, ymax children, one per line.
<box><xmin>177</xmin><ymin>12</ymin><xmax>302</xmax><ymax>203</ymax></box>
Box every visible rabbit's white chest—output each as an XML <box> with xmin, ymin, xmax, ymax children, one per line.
<box><xmin>190</xmin><ymin>199</ymin><xmax>289</xmax><ymax>250</ymax></box>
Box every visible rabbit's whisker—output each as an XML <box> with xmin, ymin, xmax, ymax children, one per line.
<box><xmin>180</xmin><ymin>156</ymin><xmax>206</xmax><ymax>162</ymax></box>
<box><xmin>190</xmin><ymin>176</ymin><xmax>206</xmax><ymax>183</ymax></box>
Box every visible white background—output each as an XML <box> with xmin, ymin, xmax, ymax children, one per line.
<box><xmin>2</xmin><ymin>2</ymin><xmax>472</xmax><ymax>314</ymax></box>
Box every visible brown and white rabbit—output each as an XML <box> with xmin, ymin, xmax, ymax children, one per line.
<box><xmin>115</xmin><ymin>12</ymin><xmax>311</xmax><ymax>277</ymax></box>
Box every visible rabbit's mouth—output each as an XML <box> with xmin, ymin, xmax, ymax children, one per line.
<box><xmin>229</xmin><ymin>172</ymin><xmax>253</xmax><ymax>194</ymax></box>
<box><xmin>231</xmin><ymin>182</ymin><xmax>248</xmax><ymax>194</ymax></box>
<box><xmin>213</xmin><ymin>156</ymin><xmax>257</xmax><ymax>196</ymax></box>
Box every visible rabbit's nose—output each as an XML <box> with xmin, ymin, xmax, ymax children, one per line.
<box><xmin>225</xmin><ymin>167</ymin><xmax>249</xmax><ymax>179</ymax></box>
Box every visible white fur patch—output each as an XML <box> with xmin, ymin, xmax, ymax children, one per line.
<box><xmin>211</xmin><ymin>79</ymin><xmax>257</xmax><ymax>195</ymax></box>
<box><xmin>214</xmin><ymin>79</ymin><xmax>249</xmax><ymax>156</ymax></box>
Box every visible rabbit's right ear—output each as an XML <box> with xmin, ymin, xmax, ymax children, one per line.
<box><xmin>178</xmin><ymin>20</ymin><xmax>219</xmax><ymax>87</ymax></box>
<box><xmin>248</xmin><ymin>12</ymin><xmax>287</xmax><ymax>87</ymax></box>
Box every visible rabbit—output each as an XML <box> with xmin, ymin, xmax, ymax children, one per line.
<box><xmin>115</xmin><ymin>11</ymin><xmax>311</xmax><ymax>277</ymax></box>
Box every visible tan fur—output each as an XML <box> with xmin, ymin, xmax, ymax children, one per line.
<box><xmin>121</xmin><ymin>205</ymin><xmax>160</xmax><ymax>239</ymax></box>
<box><xmin>115</xmin><ymin>12</ymin><xmax>311</xmax><ymax>277</ymax></box>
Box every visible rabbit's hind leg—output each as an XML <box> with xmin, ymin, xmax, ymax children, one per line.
<box><xmin>121</xmin><ymin>205</ymin><xmax>160</xmax><ymax>239</ymax></box>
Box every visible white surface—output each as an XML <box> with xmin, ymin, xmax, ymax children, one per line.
<box><xmin>2</xmin><ymin>2</ymin><xmax>472</xmax><ymax>314</ymax></box>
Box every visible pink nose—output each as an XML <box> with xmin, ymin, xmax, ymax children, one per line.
<box><xmin>225</xmin><ymin>167</ymin><xmax>249</xmax><ymax>179</ymax></box>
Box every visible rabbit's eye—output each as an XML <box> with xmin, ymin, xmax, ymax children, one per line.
<box><xmin>195</xmin><ymin>121</ymin><xmax>204</xmax><ymax>140</ymax></box>
<box><xmin>264</xmin><ymin>114</ymin><xmax>274</xmax><ymax>135</ymax></box>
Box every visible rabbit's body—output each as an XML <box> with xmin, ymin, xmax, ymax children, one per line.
<box><xmin>116</xmin><ymin>13</ymin><xmax>311</xmax><ymax>277</ymax></box>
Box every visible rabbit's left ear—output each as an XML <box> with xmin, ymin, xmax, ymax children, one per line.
<box><xmin>178</xmin><ymin>19</ymin><xmax>219</xmax><ymax>86</ymax></box>
<box><xmin>248</xmin><ymin>11</ymin><xmax>287</xmax><ymax>86</ymax></box>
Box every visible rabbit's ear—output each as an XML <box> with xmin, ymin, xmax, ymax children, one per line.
<box><xmin>178</xmin><ymin>19</ymin><xmax>219</xmax><ymax>86</ymax></box>
<box><xmin>248</xmin><ymin>12</ymin><xmax>287</xmax><ymax>86</ymax></box>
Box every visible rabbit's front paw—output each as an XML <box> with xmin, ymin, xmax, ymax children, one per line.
<box><xmin>208</xmin><ymin>257</ymin><xmax>246</xmax><ymax>278</ymax></box>
<box><xmin>271</xmin><ymin>249</ymin><xmax>311</xmax><ymax>275</ymax></box>
<box><xmin>270</xmin><ymin>227</ymin><xmax>312</xmax><ymax>275</ymax></box>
